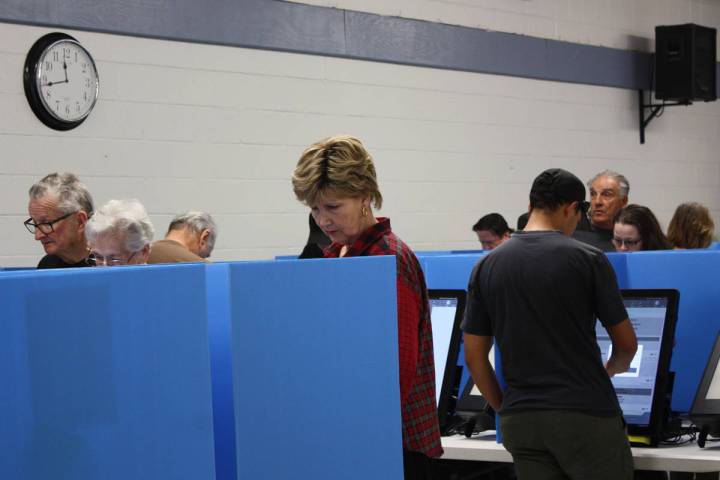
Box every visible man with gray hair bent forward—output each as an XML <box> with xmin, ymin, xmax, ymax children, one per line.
<box><xmin>147</xmin><ymin>211</ymin><xmax>217</xmax><ymax>264</ymax></box>
<box><xmin>25</xmin><ymin>172</ymin><xmax>94</xmax><ymax>269</ymax></box>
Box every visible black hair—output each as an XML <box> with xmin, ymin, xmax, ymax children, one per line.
<box><xmin>516</xmin><ymin>212</ymin><xmax>529</xmax><ymax>231</ymax></box>
<box><xmin>472</xmin><ymin>213</ymin><xmax>512</xmax><ymax>236</ymax></box>
<box><xmin>529</xmin><ymin>168</ymin><xmax>585</xmax><ymax>212</ymax></box>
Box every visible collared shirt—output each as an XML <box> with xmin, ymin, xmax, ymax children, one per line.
<box><xmin>325</xmin><ymin>218</ymin><xmax>443</xmax><ymax>457</ymax></box>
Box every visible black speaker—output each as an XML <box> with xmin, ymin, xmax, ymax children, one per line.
<box><xmin>655</xmin><ymin>24</ymin><xmax>717</xmax><ymax>102</ymax></box>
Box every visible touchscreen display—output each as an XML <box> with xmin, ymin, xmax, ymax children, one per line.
<box><xmin>429</xmin><ymin>297</ymin><xmax>458</xmax><ymax>405</ymax></box>
<box><xmin>596</xmin><ymin>297</ymin><xmax>668</xmax><ymax>426</ymax></box>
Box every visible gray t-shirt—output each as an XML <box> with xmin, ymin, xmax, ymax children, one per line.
<box><xmin>461</xmin><ymin>230</ymin><xmax>628</xmax><ymax>415</ymax></box>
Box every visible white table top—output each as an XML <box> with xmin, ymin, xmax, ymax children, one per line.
<box><xmin>441</xmin><ymin>433</ymin><xmax>720</xmax><ymax>472</ymax></box>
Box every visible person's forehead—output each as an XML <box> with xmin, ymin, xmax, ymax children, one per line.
<box><xmin>314</xmin><ymin>189</ymin><xmax>356</xmax><ymax>205</ymax></box>
<box><xmin>92</xmin><ymin>232</ymin><xmax>128</xmax><ymax>254</ymax></box>
<box><xmin>614</xmin><ymin>223</ymin><xmax>640</xmax><ymax>237</ymax></box>
<box><xmin>28</xmin><ymin>196</ymin><xmax>61</xmax><ymax>217</ymax></box>
<box><xmin>477</xmin><ymin>230</ymin><xmax>500</xmax><ymax>239</ymax></box>
<box><xmin>590</xmin><ymin>176</ymin><xmax>620</xmax><ymax>192</ymax></box>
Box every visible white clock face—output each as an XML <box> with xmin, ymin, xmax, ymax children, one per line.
<box><xmin>35</xmin><ymin>39</ymin><xmax>99</xmax><ymax>123</ymax></box>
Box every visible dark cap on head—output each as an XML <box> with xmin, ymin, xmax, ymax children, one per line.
<box><xmin>530</xmin><ymin>168</ymin><xmax>585</xmax><ymax>211</ymax></box>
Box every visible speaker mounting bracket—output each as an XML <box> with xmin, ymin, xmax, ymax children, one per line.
<box><xmin>639</xmin><ymin>89</ymin><xmax>691</xmax><ymax>144</ymax></box>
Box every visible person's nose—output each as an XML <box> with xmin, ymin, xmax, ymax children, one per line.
<box><xmin>617</xmin><ymin>243</ymin><xmax>628</xmax><ymax>252</ymax></box>
<box><xmin>316</xmin><ymin>212</ymin><xmax>331</xmax><ymax>228</ymax></box>
<box><xmin>34</xmin><ymin>228</ymin><xmax>47</xmax><ymax>240</ymax></box>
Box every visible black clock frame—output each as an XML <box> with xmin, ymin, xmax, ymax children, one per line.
<box><xmin>23</xmin><ymin>32</ymin><xmax>97</xmax><ymax>131</ymax></box>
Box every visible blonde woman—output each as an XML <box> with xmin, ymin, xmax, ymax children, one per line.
<box><xmin>667</xmin><ymin>202</ymin><xmax>715</xmax><ymax>249</ymax></box>
<box><xmin>292</xmin><ymin>136</ymin><xmax>442</xmax><ymax>479</ymax></box>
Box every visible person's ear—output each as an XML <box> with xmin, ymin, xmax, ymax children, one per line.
<box><xmin>76</xmin><ymin>211</ymin><xmax>89</xmax><ymax>232</ymax></box>
<box><xmin>199</xmin><ymin>229</ymin><xmax>210</xmax><ymax>247</ymax></box>
<box><xmin>564</xmin><ymin>202</ymin><xmax>575</xmax><ymax>218</ymax></box>
<box><xmin>621</xmin><ymin>196</ymin><xmax>629</xmax><ymax>208</ymax></box>
<box><xmin>140</xmin><ymin>243</ymin><xmax>151</xmax><ymax>263</ymax></box>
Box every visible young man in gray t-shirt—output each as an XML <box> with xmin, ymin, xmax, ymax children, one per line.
<box><xmin>462</xmin><ymin>168</ymin><xmax>638</xmax><ymax>480</ymax></box>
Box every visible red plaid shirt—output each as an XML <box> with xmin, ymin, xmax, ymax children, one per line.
<box><xmin>325</xmin><ymin>218</ymin><xmax>443</xmax><ymax>457</ymax></box>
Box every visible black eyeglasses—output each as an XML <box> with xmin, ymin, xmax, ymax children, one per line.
<box><xmin>24</xmin><ymin>211</ymin><xmax>76</xmax><ymax>235</ymax></box>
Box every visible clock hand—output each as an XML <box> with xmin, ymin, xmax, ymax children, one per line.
<box><xmin>63</xmin><ymin>61</ymin><xmax>68</xmax><ymax>83</ymax></box>
<box><xmin>42</xmin><ymin>79</ymin><xmax>69</xmax><ymax>87</ymax></box>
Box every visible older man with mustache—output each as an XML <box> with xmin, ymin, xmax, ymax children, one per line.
<box><xmin>573</xmin><ymin>170</ymin><xmax>629</xmax><ymax>252</ymax></box>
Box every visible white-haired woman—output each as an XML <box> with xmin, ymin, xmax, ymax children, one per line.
<box><xmin>85</xmin><ymin>199</ymin><xmax>154</xmax><ymax>266</ymax></box>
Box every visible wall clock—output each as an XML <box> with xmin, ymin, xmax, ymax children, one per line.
<box><xmin>23</xmin><ymin>32</ymin><xmax>99</xmax><ymax>130</ymax></box>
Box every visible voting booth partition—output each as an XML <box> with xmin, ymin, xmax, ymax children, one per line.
<box><xmin>230</xmin><ymin>256</ymin><xmax>402</xmax><ymax>480</ymax></box>
<box><xmin>1</xmin><ymin>257</ymin><xmax>405</xmax><ymax>480</ymax></box>
<box><xmin>228</xmin><ymin>256</ymin><xmax>403</xmax><ymax>480</ymax></box>
<box><xmin>417</xmin><ymin>249</ymin><xmax>720</xmax><ymax>436</ymax></box>
<box><xmin>620</xmin><ymin>250</ymin><xmax>720</xmax><ymax>413</ymax></box>
<box><xmin>0</xmin><ymin>264</ymin><xmax>217</xmax><ymax>480</ymax></box>
<box><xmin>420</xmin><ymin>253</ymin><xmax>493</xmax><ymax>430</ymax></box>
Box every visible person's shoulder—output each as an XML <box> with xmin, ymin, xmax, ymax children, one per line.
<box><xmin>565</xmin><ymin>235</ymin><xmax>607</xmax><ymax>257</ymax></box>
<box><xmin>382</xmin><ymin>231</ymin><xmax>414</xmax><ymax>259</ymax></box>
<box><xmin>556</xmin><ymin>235</ymin><xmax>615</xmax><ymax>272</ymax></box>
<box><xmin>152</xmin><ymin>239</ymin><xmax>181</xmax><ymax>248</ymax></box>
<box><xmin>37</xmin><ymin>254</ymin><xmax>91</xmax><ymax>269</ymax></box>
<box><xmin>572</xmin><ymin>228</ymin><xmax>615</xmax><ymax>252</ymax></box>
<box><xmin>148</xmin><ymin>239</ymin><xmax>203</xmax><ymax>263</ymax></box>
<box><xmin>37</xmin><ymin>254</ymin><xmax>58</xmax><ymax>269</ymax></box>
<box><xmin>514</xmin><ymin>231</ymin><xmax>606</xmax><ymax>257</ymax></box>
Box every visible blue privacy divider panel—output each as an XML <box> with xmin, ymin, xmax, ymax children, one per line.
<box><xmin>625</xmin><ymin>250</ymin><xmax>720</xmax><ymax>412</ymax></box>
<box><xmin>0</xmin><ymin>264</ymin><xmax>216</xmax><ymax>480</ymax></box>
<box><xmin>605</xmin><ymin>253</ymin><xmax>629</xmax><ymax>288</ymax></box>
<box><xmin>229</xmin><ymin>256</ymin><xmax>403</xmax><ymax>480</ymax></box>
<box><xmin>274</xmin><ymin>254</ymin><xmax>298</xmax><ymax>260</ymax></box>
<box><xmin>205</xmin><ymin>263</ymin><xmax>237</xmax><ymax>480</ymax></box>
<box><xmin>421</xmin><ymin>254</ymin><xmax>485</xmax><ymax>290</ymax></box>
<box><xmin>414</xmin><ymin>250</ymin><xmax>453</xmax><ymax>256</ymax></box>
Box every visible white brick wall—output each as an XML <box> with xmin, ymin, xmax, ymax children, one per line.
<box><xmin>2</xmin><ymin>17</ymin><xmax>719</xmax><ymax>266</ymax></box>
<box><xmin>289</xmin><ymin>0</ymin><xmax>720</xmax><ymax>52</ymax></box>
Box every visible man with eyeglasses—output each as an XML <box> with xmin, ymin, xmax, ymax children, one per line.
<box><xmin>463</xmin><ymin>168</ymin><xmax>637</xmax><ymax>480</ymax></box>
<box><xmin>573</xmin><ymin>170</ymin><xmax>630</xmax><ymax>252</ymax></box>
<box><xmin>26</xmin><ymin>173</ymin><xmax>94</xmax><ymax>269</ymax></box>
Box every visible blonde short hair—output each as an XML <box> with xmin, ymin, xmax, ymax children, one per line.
<box><xmin>667</xmin><ymin>202</ymin><xmax>715</xmax><ymax>249</ymax></box>
<box><xmin>292</xmin><ymin>135</ymin><xmax>383</xmax><ymax>209</ymax></box>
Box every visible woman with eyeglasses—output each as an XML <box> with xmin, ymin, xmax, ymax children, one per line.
<box><xmin>85</xmin><ymin>199</ymin><xmax>155</xmax><ymax>266</ymax></box>
<box><xmin>612</xmin><ymin>205</ymin><xmax>672</xmax><ymax>252</ymax></box>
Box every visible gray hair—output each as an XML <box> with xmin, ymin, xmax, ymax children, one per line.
<box><xmin>86</xmin><ymin>199</ymin><xmax>155</xmax><ymax>252</ymax></box>
<box><xmin>167</xmin><ymin>211</ymin><xmax>218</xmax><ymax>252</ymax></box>
<box><xmin>29</xmin><ymin>172</ymin><xmax>94</xmax><ymax>215</ymax></box>
<box><xmin>588</xmin><ymin>170</ymin><xmax>630</xmax><ymax>198</ymax></box>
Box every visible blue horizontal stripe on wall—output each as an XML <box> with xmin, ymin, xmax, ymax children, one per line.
<box><xmin>1</xmin><ymin>0</ymin><xmax>717</xmax><ymax>92</ymax></box>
